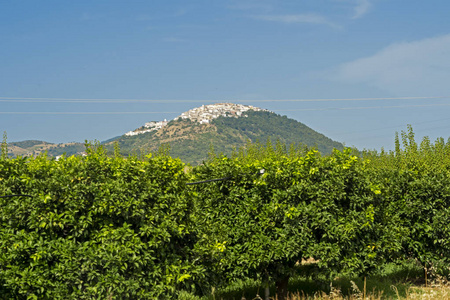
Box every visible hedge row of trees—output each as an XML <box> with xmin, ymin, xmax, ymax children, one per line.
<box><xmin>1</xmin><ymin>130</ymin><xmax>450</xmax><ymax>299</ymax></box>
<box><xmin>0</xmin><ymin>144</ymin><xmax>201</xmax><ymax>299</ymax></box>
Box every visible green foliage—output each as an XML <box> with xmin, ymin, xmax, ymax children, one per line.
<box><xmin>190</xmin><ymin>143</ymin><xmax>399</xmax><ymax>298</ymax></box>
<box><xmin>213</xmin><ymin>111</ymin><xmax>343</xmax><ymax>154</ymax></box>
<box><xmin>362</xmin><ymin>126</ymin><xmax>450</xmax><ymax>269</ymax></box>
<box><xmin>0</xmin><ymin>146</ymin><xmax>202</xmax><ymax>299</ymax></box>
<box><xmin>2</xmin><ymin>126</ymin><xmax>450</xmax><ymax>299</ymax></box>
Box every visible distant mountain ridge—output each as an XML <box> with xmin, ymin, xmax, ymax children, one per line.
<box><xmin>7</xmin><ymin>103</ymin><xmax>344</xmax><ymax>164</ymax></box>
<box><xmin>7</xmin><ymin>140</ymin><xmax>85</xmax><ymax>158</ymax></box>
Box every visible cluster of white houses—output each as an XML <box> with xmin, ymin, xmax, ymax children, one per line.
<box><xmin>125</xmin><ymin>103</ymin><xmax>267</xmax><ymax>136</ymax></box>
<box><xmin>125</xmin><ymin>120</ymin><xmax>169</xmax><ymax>136</ymax></box>
<box><xmin>177</xmin><ymin>103</ymin><xmax>266</xmax><ymax>124</ymax></box>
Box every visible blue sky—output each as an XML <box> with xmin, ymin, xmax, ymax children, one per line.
<box><xmin>1</xmin><ymin>0</ymin><xmax>450</xmax><ymax>150</ymax></box>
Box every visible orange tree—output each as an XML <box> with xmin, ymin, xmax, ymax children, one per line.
<box><xmin>363</xmin><ymin>128</ymin><xmax>450</xmax><ymax>278</ymax></box>
<box><xmin>190</xmin><ymin>144</ymin><xmax>401</xmax><ymax>299</ymax></box>
<box><xmin>0</xmin><ymin>145</ymin><xmax>202</xmax><ymax>299</ymax></box>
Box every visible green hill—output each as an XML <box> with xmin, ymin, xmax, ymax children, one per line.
<box><xmin>7</xmin><ymin>105</ymin><xmax>344</xmax><ymax>163</ymax></box>
<box><xmin>9</xmin><ymin>140</ymin><xmax>52</xmax><ymax>148</ymax></box>
<box><xmin>7</xmin><ymin>140</ymin><xmax>85</xmax><ymax>158</ymax></box>
<box><xmin>105</xmin><ymin>110</ymin><xmax>343</xmax><ymax>164</ymax></box>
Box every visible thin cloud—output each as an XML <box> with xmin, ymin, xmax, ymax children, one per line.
<box><xmin>333</xmin><ymin>0</ymin><xmax>372</xmax><ymax>19</ymax></box>
<box><xmin>352</xmin><ymin>0</ymin><xmax>372</xmax><ymax>19</ymax></box>
<box><xmin>253</xmin><ymin>13</ymin><xmax>340</xmax><ymax>28</ymax></box>
<box><xmin>331</xmin><ymin>34</ymin><xmax>450</xmax><ymax>95</ymax></box>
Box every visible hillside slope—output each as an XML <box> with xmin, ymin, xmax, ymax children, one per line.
<box><xmin>7</xmin><ymin>141</ymin><xmax>85</xmax><ymax>158</ymax></box>
<box><xmin>106</xmin><ymin>110</ymin><xmax>343</xmax><ymax>164</ymax></box>
<box><xmin>7</xmin><ymin>104</ymin><xmax>344</xmax><ymax>163</ymax></box>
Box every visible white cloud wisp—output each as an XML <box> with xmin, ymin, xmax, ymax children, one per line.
<box><xmin>332</xmin><ymin>34</ymin><xmax>450</xmax><ymax>96</ymax></box>
<box><xmin>352</xmin><ymin>0</ymin><xmax>372</xmax><ymax>19</ymax></box>
<box><xmin>253</xmin><ymin>13</ymin><xmax>339</xmax><ymax>28</ymax></box>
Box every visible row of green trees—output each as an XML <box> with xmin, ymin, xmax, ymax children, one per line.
<box><xmin>1</xmin><ymin>130</ymin><xmax>450</xmax><ymax>299</ymax></box>
<box><xmin>362</xmin><ymin>126</ymin><xmax>450</xmax><ymax>277</ymax></box>
<box><xmin>191</xmin><ymin>142</ymin><xmax>403</xmax><ymax>300</ymax></box>
<box><xmin>0</xmin><ymin>143</ymin><xmax>201</xmax><ymax>299</ymax></box>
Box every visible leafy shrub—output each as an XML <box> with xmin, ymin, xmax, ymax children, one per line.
<box><xmin>0</xmin><ymin>145</ymin><xmax>201</xmax><ymax>299</ymax></box>
<box><xmin>190</xmin><ymin>143</ymin><xmax>401</xmax><ymax>299</ymax></box>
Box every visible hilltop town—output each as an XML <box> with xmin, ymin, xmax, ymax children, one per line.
<box><xmin>125</xmin><ymin>103</ymin><xmax>268</xmax><ymax>136</ymax></box>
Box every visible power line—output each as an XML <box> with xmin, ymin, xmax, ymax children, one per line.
<box><xmin>330</xmin><ymin>117</ymin><xmax>450</xmax><ymax>137</ymax></box>
<box><xmin>272</xmin><ymin>103</ymin><xmax>450</xmax><ymax>112</ymax></box>
<box><xmin>0</xmin><ymin>96</ymin><xmax>449</xmax><ymax>103</ymax></box>
<box><xmin>0</xmin><ymin>111</ymin><xmax>179</xmax><ymax>115</ymax></box>
<box><xmin>2</xmin><ymin>103</ymin><xmax>450</xmax><ymax>114</ymax></box>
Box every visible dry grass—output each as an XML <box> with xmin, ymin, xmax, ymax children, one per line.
<box><xmin>405</xmin><ymin>274</ymin><xmax>450</xmax><ymax>300</ymax></box>
<box><xmin>180</xmin><ymin>282</ymin><xmax>450</xmax><ymax>300</ymax></box>
<box><xmin>283</xmin><ymin>277</ymin><xmax>450</xmax><ymax>300</ymax></box>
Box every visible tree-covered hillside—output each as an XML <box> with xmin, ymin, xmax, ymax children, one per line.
<box><xmin>213</xmin><ymin>111</ymin><xmax>342</xmax><ymax>154</ymax></box>
<box><xmin>106</xmin><ymin>111</ymin><xmax>343</xmax><ymax>164</ymax></box>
